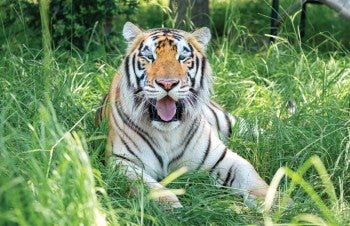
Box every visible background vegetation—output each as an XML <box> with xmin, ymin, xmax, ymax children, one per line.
<box><xmin>0</xmin><ymin>0</ymin><xmax>349</xmax><ymax>225</ymax></box>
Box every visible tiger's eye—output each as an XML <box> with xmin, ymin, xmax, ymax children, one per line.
<box><xmin>179</xmin><ymin>55</ymin><xmax>186</xmax><ymax>60</ymax></box>
<box><xmin>147</xmin><ymin>54</ymin><xmax>153</xmax><ymax>60</ymax></box>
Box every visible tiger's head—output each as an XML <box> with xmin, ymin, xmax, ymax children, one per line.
<box><xmin>119</xmin><ymin>22</ymin><xmax>212</xmax><ymax>130</ymax></box>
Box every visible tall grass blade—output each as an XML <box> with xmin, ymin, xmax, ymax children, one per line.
<box><xmin>39</xmin><ymin>0</ymin><xmax>53</xmax><ymax>93</ymax></box>
<box><xmin>265</xmin><ymin>155</ymin><xmax>338</xmax><ymax>225</ymax></box>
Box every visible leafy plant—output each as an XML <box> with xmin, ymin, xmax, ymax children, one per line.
<box><xmin>0</xmin><ymin>0</ymin><xmax>140</xmax><ymax>51</ymax></box>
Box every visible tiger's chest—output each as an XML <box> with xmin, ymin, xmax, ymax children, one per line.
<box><xmin>148</xmin><ymin>128</ymin><xmax>190</xmax><ymax>176</ymax></box>
<box><xmin>139</xmin><ymin>119</ymin><xmax>208</xmax><ymax>179</ymax></box>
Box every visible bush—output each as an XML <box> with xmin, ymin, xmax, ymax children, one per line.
<box><xmin>0</xmin><ymin>0</ymin><xmax>140</xmax><ymax>51</ymax></box>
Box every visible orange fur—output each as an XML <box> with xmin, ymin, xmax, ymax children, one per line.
<box><xmin>147</xmin><ymin>40</ymin><xmax>186</xmax><ymax>83</ymax></box>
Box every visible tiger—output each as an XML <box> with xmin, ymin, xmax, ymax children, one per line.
<box><xmin>96</xmin><ymin>22</ymin><xmax>269</xmax><ymax>208</ymax></box>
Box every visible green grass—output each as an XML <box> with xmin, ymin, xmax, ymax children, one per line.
<box><xmin>1</xmin><ymin>1</ymin><xmax>350</xmax><ymax>225</ymax></box>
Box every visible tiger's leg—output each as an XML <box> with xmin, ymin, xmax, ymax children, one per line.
<box><xmin>218</xmin><ymin>151</ymin><xmax>268</xmax><ymax>206</ymax></box>
<box><xmin>206</xmin><ymin>151</ymin><xmax>268</xmax><ymax>206</ymax></box>
<box><xmin>110</xmin><ymin>157</ymin><xmax>183</xmax><ymax>208</ymax></box>
<box><xmin>198</xmin><ymin>130</ymin><xmax>269</xmax><ymax>207</ymax></box>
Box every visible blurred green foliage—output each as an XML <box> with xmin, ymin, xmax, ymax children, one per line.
<box><xmin>0</xmin><ymin>0</ymin><xmax>349</xmax><ymax>53</ymax></box>
<box><xmin>0</xmin><ymin>0</ymin><xmax>139</xmax><ymax>51</ymax></box>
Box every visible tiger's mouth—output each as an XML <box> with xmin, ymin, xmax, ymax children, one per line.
<box><xmin>149</xmin><ymin>96</ymin><xmax>183</xmax><ymax>122</ymax></box>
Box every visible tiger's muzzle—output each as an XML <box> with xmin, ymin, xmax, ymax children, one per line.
<box><xmin>145</xmin><ymin>77</ymin><xmax>188</xmax><ymax>123</ymax></box>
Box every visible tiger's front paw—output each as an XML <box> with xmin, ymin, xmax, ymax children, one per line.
<box><xmin>243</xmin><ymin>185</ymin><xmax>269</xmax><ymax>209</ymax></box>
<box><xmin>158</xmin><ymin>195</ymin><xmax>183</xmax><ymax>208</ymax></box>
<box><xmin>246</xmin><ymin>186</ymin><xmax>294</xmax><ymax>212</ymax></box>
<box><xmin>150</xmin><ymin>188</ymin><xmax>183</xmax><ymax>208</ymax></box>
<box><xmin>263</xmin><ymin>190</ymin><xmax>294</xmax><ymax>212</ymax></box>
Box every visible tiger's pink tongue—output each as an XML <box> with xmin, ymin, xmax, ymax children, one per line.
<box><xmin>156</xmin><ymin>96</ymin><xmax>176</xmax><ymax>122</ymax></box>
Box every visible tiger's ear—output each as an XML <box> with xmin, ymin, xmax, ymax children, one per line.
<box><xmin>123</xmin><ymin>22</ymin><xmax>143</xmax><ymax>43</ymax></box>
<box><xmin>191</xmin><ymin>27</ymin><xmax>211</xmax><ymax>49</ymax></box>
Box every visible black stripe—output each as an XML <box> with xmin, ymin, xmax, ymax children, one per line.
<box><xmin>143</xmin><ymin>89</ymin><xmax>158</xmax><ymax>93</ymax></box>
<box><xmin>138</xmin><ymin>41</ymin><xmax>144</xmax><ymax>51</ymax></box>
<box><xmin>149</xmin><ymin>29</ymin><xmax>183</xmax><ymax>37</ymax></box>
<box><xmin>113</xmin><ymin>153</ymin><xmax>132</xmax><ymax>162</ymax></box>
<box><xmin>167</xmin><ymin>39</ymin><xmax>174</xmax><ymax>46</ymax></box>
<box><xmin>188</xmin><ymin>43</ymin><xmax>194</xmax><ymax>52</ymax></box>
<box><xmin>167</xmin><ymin>118</ymin><xmax>201</xmax><ymax>168</ymax></box>
<box><xmin>223</xmin><ymin>165</ymin><xmax>233</xmax><ymax>186</ymax></box>
<box><xmin>183</xmin><ymin>46</ymin><xmax>190</xmax><ymax>52</ymax></box>
<box><xmin>197</xmin><ymin>132</ymin><xmax>212</xmax><ymax>169</ymax></box>
<box><xmin>136</xmin><ymin>73</ymin><xmax>146</xmax><ymax>88</ymax></box>
<box><xmin>210</xmin><ymin>148</ymin><xmax>227</xmax><ymax>171</ymax></box>
<box><xmin>188</xmin><ymin>72</ymin><xmax>195</xmax><ymax>86</ymax></box>
<box><xmin>150</xmin><ymin>31</ymin><xmax>163</xmax><ymax>36</ymax></box>
<box><xmin>111</xmin><ymin>112</ymin><xmax>141</xmax><ymax>154</ymax></box>
<box><xmin>137</xmin><ymin>60</ymin><xmax>143</xmax><ymax>70</ymax></box>
<box><xmin>116</xmin><ymin>105</ymin><xmax>164</xmax><ymax>168</ymax></box>
<box><xmin>162</xmin><ymin>28</ymin><xmax>171</xmax><ymax>34</ymax></box>
<box><xmin>131</xmin><ymin>54</ymin><xmax>138</xmax><ymax>88</ymax></box>
<box><xmin>151</xmin><ymin>35</ymin><xmax>159</xmax><ymax>41</ymax></box>
<box><xmin>182</xmin><ymin>118</ymin><xmax>201</xmax><ymax>151</ymax></box>
<box><xmin>168</xmin><ymin>30</ymin><xmax>181</xmax><ymax>35</ymax></box>
<box><xmin>133</xmin><ymin>89</ymin><xmax>144</xmax><ymax>107</ymax></box>
<box><xmin>216</xmin><ymin>172</ymin><xmax>221</xmax><ymax>181</ymax></box>
<box><xmin>194</xmin><ymin>56</ymin><xmax>199</xmax><ymax>79</ymax></box>
<box><xmin>189</xmin><ymin>88</ymin><xmax>198</xmax><ymax>106</ymax></box>
<box><xmin>200</xmin><ymin>57</ymin><xmax>206</xmax><ymax>88</ymax></box>
<box><xmin>228</xmin><ymin>169</ymin><xmax>236</xmax><ymax>187</ymax></box>
<box><xmin>173</xmin><ymin>35</ymin><xmax>182</xmax><ymax>41</ymax></box>
<box><xmin>132</xmin><ymin>54</ymin><xmax>136</xmax><ymax>73</ymax></box>
<box><xmin>120</xmin><ymin>138</ymin><xmax>142</xmax><ymax>163</ymax></box>
<box><xmin>133</xmin><ymin>89</ymin><xmax>143</xmax><ymax>95</ymax></box>
<box><xmin>224</xmin><ymin>112</ymin><xmax>232</xmax><ymax>138</ymax></box>
<box><xmin>208</xmin><ymin>105</ymin><xmax>221</xmax><ymax>132</ymax></box>
<box><xmin>124</xmin><ymin>56</ymin><xmax>131</xmax><ymax>87</ymax></box>
<box><xmin>117</xmin><ymin>105</ymin><xmax>157</xmax><ymax>145</ymax></box>
<box><xmin>133</xmin><ymin>96</ymin><xmax>143</xmax><ymax>107</ymax></box>
<box><xmin>188</xmin><ymin>60</ymin><xmax>194</xmax><ymax>70</ymax></box>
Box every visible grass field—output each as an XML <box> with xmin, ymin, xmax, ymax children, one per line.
<box><xmin>1</xmin><ymin>1</ymin><xmax>350</xmax><ymax>225</ymax></box>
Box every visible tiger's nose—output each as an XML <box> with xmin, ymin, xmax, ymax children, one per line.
<box><xmin>155</xmin><ymin>79</ymin><xmax>179</xmax><ymax>91</ymax></box>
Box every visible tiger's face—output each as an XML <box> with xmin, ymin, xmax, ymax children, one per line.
<box><xmin>121</xmin><ymin>22</ymin><xmax>212</xmax><ymax>129</ymax></box>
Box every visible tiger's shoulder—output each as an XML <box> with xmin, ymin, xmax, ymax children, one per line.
<box><xmin>95</xmin><ymin>73</ymin><xmax>121</xmax><ymax>127</ymax></box>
